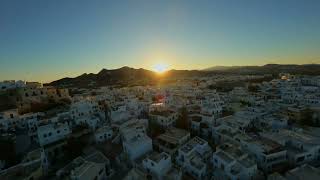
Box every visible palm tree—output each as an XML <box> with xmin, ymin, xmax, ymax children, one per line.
<box><xmin>176</xmin><ymin>106</ymin><xmax>189</xmax><ymax>130</ymax></box>
<box><xmin>100</xmin><ymin>101</ymin><xmax>111</xmax><ymax>125</ymax></box>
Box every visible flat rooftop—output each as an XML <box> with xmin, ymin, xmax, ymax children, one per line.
<box><xmin>180</xmin><ymin>137</ymin><xmax>206</xmax><ymax>154</ymax></box>
<box><xmin>238</xmin><ymin>156</ymin><xmax>256</xmax><ymax>168</ymax></box>
<box><xmin>190</xmin><ymin>115</ymin><xmax>202</xmax><ymax>122</ymax></box>
<box><xmin>85</xmin><ymin>151</ymin><xmax>109</xmax><ymax>164</ymax></box>
<box><xmin>218</xmin><ymin>144</ymin><xmax>244</xmax><ymax>158</ymax></box>
<box><xmin>148</xmin><ymin>152</ymin><xmax>169</xmax><ymax>163</ymax></box>
<box><xmin>216</xmin><ymin>151</ymin><xmax>233</xmax><ymax>164</ymax></box>
<box><xmin>248</xmin><ymin>136</ymin><xmax>284</xmax><ymax>155</ymax></box>
<box><xmin>150</xmin><ymin>110</ymin><xmax>174</xmax><ymax>117</ymax></box>
<box><xmin>96</xmin><ymin>125</ymin><xmax>112</xmax><ymax>134</ymax></box>
<box><xmin>157</xmin><ymin>128</ymin><xmax>189</xmax><ymax>144</ymax></box>
<box><xmin>286</xmin><ymin>164</ymin><xmax>320</xmax><ymax>180</ymax></box>
<box><xmin>190</xmin><ymin>155</ymin><xmax>205</xmax><ymax>170</ymax></box>
<box><xmin>73</xmin><ymin>161</ymin><xmax>96</xmax><ymax>177</ymax></box>
<box><xmin>127</xmin><ymin>134</ymin><xmax>151</xmax><ymax>146</ymax></box>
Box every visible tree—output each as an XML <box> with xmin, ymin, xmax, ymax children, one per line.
<box><xmin>138</xmin><ymin>110</ymin><xmax>149</xmax><ymax>119</ymax></box>
<box><xmin>148</xmin><ymin>120</ymin><xmax>164</xmax><ymax>138</ymax></box>
<box><xmin>65</xmin><ymin>137</ymin><xmax>85</xmax><ymax>161</ymax></box>
<box><xmin>248</xmin><ymin>84</ymin><xmax>259</xmax><ymax>92</ymax></box>
<box><xmin>176</xmin><ymin>107</ymin><xmax>190</xmax><ymax>130</ymax></box>
<box><xmin>0</xmin><ymin>136</ymin><xmax>17</xmax><ymax>168</ymax></box>
<box><xmin>222</xmin><ymin>109</ymin><xmax>234</xmax><ymax>117</ymax></box>
<box><xmin>299</xmin><ymin>108</ymin><xmax>314</xmax><ymax>126</ymax></box>
<box><xmin>102</xmin><ymin>102</ymin><xmax>111</xmax><ymax>125</ymax></box>
<box><xmin>152</xmin><ymin>96</ymin><xmax>157</xmax><ymax>102</ymax></box>
<box><xmin>240</xmin><ymin>100</ymin><xmax>251</xmax><ymax>107</ymax></box>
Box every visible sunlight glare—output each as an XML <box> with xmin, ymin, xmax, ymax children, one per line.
<box><xmin>153</xmin><ymin>63</ymin><xmax>169</xmax><ymax>73</ymax></box>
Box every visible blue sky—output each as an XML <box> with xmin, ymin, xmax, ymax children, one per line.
<box><xmin>0</xmin><ymin>0</ymin><xmax>320</xmax><ymax>82</ymax></box>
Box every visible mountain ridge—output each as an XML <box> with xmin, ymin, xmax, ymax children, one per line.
<box><xmin>46</xmin><ymin>64</ymin><xmax>320</xmax><ymax>88</ymax></box>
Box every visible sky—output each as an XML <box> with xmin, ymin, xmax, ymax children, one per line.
<box><xmin>1</xmin><ymin>0</ymin><xmax>320</xmax><ymax>82</ymax></box>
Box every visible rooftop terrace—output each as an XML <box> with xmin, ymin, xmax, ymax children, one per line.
<box><xmin>180</xmin><ymin>137</ymin><xmax>206</xmax><ymax>154</ymax></box>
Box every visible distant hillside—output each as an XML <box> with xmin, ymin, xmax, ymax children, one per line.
<box><xmin>204</xmin><ymin>64</ymin><xmax>320</xmax><ymax>75</ymax></box>
<box><xmin>47</xmin><ymin>67</ymin><xmax>158</xmax><ymax>88</ymax></box>
<box><xmin>203</xmin><ymin>66</ymin><xmax>240</xmax><ymax>71</ymax></box>
<box><xmin>46</xmin><ymin>64</ymin><xmax>320</xmax><ymax>88</ymax></box>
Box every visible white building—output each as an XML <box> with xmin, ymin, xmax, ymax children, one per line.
<box><xmin>211</xmin><ymin>118</ymin><xmax>241</xmax><ymax>145</ymax></box>
<box><xmin>230</xmin><ymin>87</ymin><xmax>249</xmax><ymax>102</ymax></box>
<box><xmin>200</xmin><ymin>100</ymin><xmax>223</xmax><ymax>121</ymax></box>
<box><xmin>176</xmin><ymin>137</ymin><xmax>212</xmax><ymax>180</ymax></box>
<box><xmin>302</xmin><ymin>94</ymin><xmax>320</xmax><ymax>107</ymax></box>
<box><xmin>285</xmin><ymin>164</ymin><xmax>320</xmax><ymax>180</ymax></box>
<box><xmin>119</xmin><ymin>119</ymin><xmax>148</xmax><ymax>141</ymax></box>
<box><xmin>281</xmin><ymin>90</ymin><xmax>303</xmax><ymax>104</ymax></box>
<box><xmin>142</xmin><ymin>152</ymin><xmax>172</xmax><ymax>180</ymax></box>
<box><xmin>37</xmin><ymin>122</ymin><xmax>71</xmax><ymax>146</ymax></box>
<box><xmin>22</xmin><ymin>112</ymin><xmax>44</xmax><ymax>141</ymax></box>
<box><xmin>70</xmin><ymin>100</ymin><xmax>101</xmax><ymax>120</ymax></box>
<box><xmin>261</xmin><ymin>129</ymin><xmax>320</xmax><ymax>166</ymax></box>
<box><xmin>0</xmin><ymin>109</ymin><xmax>19</xmax><ymax>131</ymax></box>
<box><xmin>259</xmin><ymin>114</ymin><xmax>288</xmax><ymax>130</ymax></box>
<box><xmin>74</xmin><ymin>115</ymin><xmax>100</xmax><ymax>130</ymax></box>
<box><xmin>0</xmin><ymin>148</ymin><xmax>48</xmax><ymax>180</ymax></box>
<box><xmin>0</xmin><ymin>80</ymin><xmax>26</xmax><ymax>91</ymax></box>
<box><xmin>189</xmin><ymin>115</ymin><xmax>211</xmax><ymax>137</ymax></box>
<box><xmin>149</xmin><ymin>110</ymin><xmax>178</xmax><ymax>128</ymax></box>
<box><xmin>123</xmin><ymin>133</ymin><xmax>153</xmax><ymax>162</ymax></box>
<box><xmin>110</xmin><ymin>104</ymin><xmax>132</xmax><ymax>123</ymax></box>
<box><xmin>241</xmin><ymin>135</ymin><xmax>287</xmax><ymax>173</ymax></box>
<box><xmin>57</xmin><ymin>156</ymin><xmax>106</xmax><ymax>180</ymax></box>
<box><xmin>212</xmin><ymin>143</ymin><xmax>258</xmax><ymax>180</ymax></box>
<box><xmin>19</xmin><ymin>112</ymin><xmax>43</xmax><ymax>130</ymax></box>
<box><xmin>269</xmin><ymin>164</ymin><xmax>320</xmax><ymax>180</ymax></box>
<box><xmin>301</xmin><ymin>76</ymin><xmax>320</xmax><ymax>87</ymax></box>
<box><xmin>155</xmin><ymin>128</ymin><xmax>190</xmax><ymax>155</ymax></box>
<box><xmin>94</xmin><ymin>126</ymin><xmax>113</xmax><ymax>143</ymax></box>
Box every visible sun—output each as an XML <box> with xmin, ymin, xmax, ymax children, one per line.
<box><xmin>153</xmin><ymin>63</ymin><xmax>169</xmax><ymax>73</ymax></box>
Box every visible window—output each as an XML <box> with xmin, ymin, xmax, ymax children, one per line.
<box><xmin>48</xmin><ymin>132</ymin><xmax>52</xmax><ymax>136</ymax></box>
<box><xmin>297</xmin><ymin>156</ymin><xmax>305</xmax><ymax>162</ymax></box>
<box><xmin>57</xmin><ymin>130</ymin><xmax>60</xmax><ymax>134</ymax></box>
<box><xmin>44</xmin><ymin>134</ymin><xmax>47</xmax><ymax>138</ymax></box>
<box><xmin>181</xmin><ymin>155</ymin><xmax>184</xmax><ymax>162</ymax></box>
